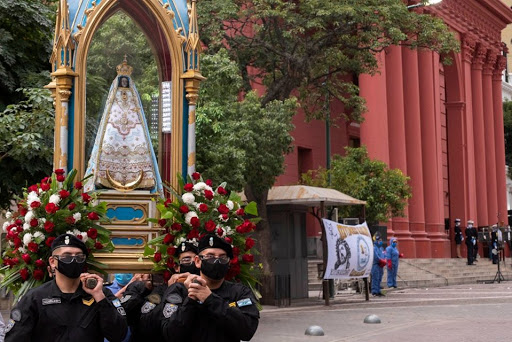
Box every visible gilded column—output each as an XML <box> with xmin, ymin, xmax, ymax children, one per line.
<box><xmin>402</xmin><ymin>46</ymin><xmax>430</xmax><ymax>257</ymax></box>
<box><xmin>385</xmin><ymin>45</ymin><xmax>414</xmax><ymax>256</ymax></box>
<box><xmin>493</xmin><ymin>55</ymin><xmax>508</xmax><ymax>225</ymax></box>
<box><xmin>482</xmin><ymin>50</ymin><xmax>498</xmax><ymax>225</ymax></box>
<box><xmin>471</xmin><ymin>43</ymin><xmax>487</xmax><ymax>226</ymax></box>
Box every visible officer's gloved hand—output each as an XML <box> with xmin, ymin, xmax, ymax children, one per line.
<box><xmin>127</xmin><ymin>280</ymin><xmax>151</xmax><ymax>296</ymax></box>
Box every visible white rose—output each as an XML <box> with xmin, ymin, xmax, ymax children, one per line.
<box><xmin>225</xmin><ymin>227</ymin><xmax>234</xmax><ymax>236</ymax></box>
<box><xmin>73</xmin><ymin>213</ymin><xmax>82</xmax><ymax>222</ymax></box>
<box><xmin>185</xmin><ymin>211</ymin><xmax>198</xmax><ymax>225</ymax></box>
<box><xmin>193</xmin><ymin>182</ymin><xmax>207</xmax><ymax>191</ymax></box>
<box><xmin>27</xmin><ymin>191</ymin><xmax>40</xmax><ymax>207</ymax></box>
<box><xmin>182</xmin><ymin>193</ymin><xmax>195</xmax><ymax>205</ymax></box>
<box><xmin>80</xmin><ymin>232</ymin><xmax>88</xmax><ymax>243</ymax></box>
<box><xmin>23</xmin><ymin>223</ymin><xmax>31</xmax><ymax>231</ymax></box>
<box><xmin>178</xmin><ymin>236</ymin><xmax>186</xmax><ymax>244</ymax></box>
<box><xmin>2</xmin><ymin>222</ymin><xmax>9</xmax><ymax>232</ymax></box>
<box><xmin>18</xmin><ymin>246</ymin><xmax>26</xmax><ymax>254</ymax></box>
<box><xmin>23</xmin><ymin>233</ymin><xmax>33</xmax><ymax>246</ymax></box>
<box><xmin>66</xmin><ymin>230</ymin><xmax>74</xmax><ymax>235</ymax></box>
<box><xmin>73</xmin><ymin>229</ymin><xmax>81</xmax><ymax>236</ymax></box>
<box><xmin>49</xmin><ymin>194</ymin><xmax>61</xmax><ymax>205</ymax></box>
<box><xmin>5</xmin><ymin>211</ymin><xmax>12</xmax><ymax>219</ymax></box>
<box><xmin>24</xmin><ymin>211</ymin><xmax>34</xmax><ymax>223</ymax></box>
<box><xmin>33</xmin><ymin>231</ymin><xmax>44</xmax><ymax>241</ymax></box>
<box><xmin>226</xmin><ymin>200</ymin><xmax>234</xmax><ymax>210</ymax></box>
<box><xmin>219</xmin><ymin>214</ymin><xmax>229</xmax><ymax>222</ymax></box>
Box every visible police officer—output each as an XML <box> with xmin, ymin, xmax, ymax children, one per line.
<box><xmin>465</xmin><ymin>221</ymin><xmax>475</xmax><ymax>265</ymax></box>
<box><xmin>467</xmin><ymin>220</ymin><xmax>478</xmax><ymax>262</ymax></box>
<box><xmin>454</xmin><ymin>218</ymin><xmax>463</xmax><ymax>258</ymax></box>
<box><xmin>5</xmin><ymin>233</ymin><xmax>128</xmax><ymax>342</ymax></box>
<box><xmin>121</xmin><ymin>241</ymin><xmax>200</xmax><ymax>341</ymax></box>
<box><xmin>161</xmin><ymin>234</ymin><xmax>260</xmax><ymax>341</ymax></box>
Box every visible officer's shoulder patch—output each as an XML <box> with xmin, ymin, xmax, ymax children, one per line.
<box><xmin>112</xmin><ymin>299</ymin><xmax>121</xmax><ymax>308</ymax></box>
<box><xmin>166</xmin><ymin>293</ymin><xmax>183</xmax><ymax>304</ymax></box>
<box><xmin>11</xmin><ymin>308</ymin><xmax>21</xmax><ymax>321</ymax></box>
<box><xmin>147</xmin><ymin>293</ymin><xmax>161</xmax><ymax>305</ymax></box>
<box><xmin>117</xmin><ymin>306</ymin><xmax>126</xmax><ymax>316</ymax></box>
<box><xmin>141</xmin><ymin>301</ymin><xmax>156</xmax><ymax>314</ymax></box>
<box><xmin>229</xmin><ymin>301</ymin><xmax>237</xmax><ymax>307</ymax></box>
<box><xmin>5</xmin><ymin>319</ymin><xmax>15</xmax><ymax>333</ymax></box>
<box><xmin>236</xmin><ymin>298</ymin><xmax>253</xmax><ymax>307</ymax></box>
<box><xmin>42</xmin><ymin>298</ymin><xmax>61</xmax><ymax>306</ymax></box>
<box><xmin>120</xmin><ymin>294</ymin><xmax>131</xmax><ymax>303</ymax></box>
<box><xmin>163</xmin><ymin>303</ymin><xmax>178</xmax><ymax>318</ymax></box>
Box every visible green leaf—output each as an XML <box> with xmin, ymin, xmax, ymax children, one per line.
<box><xmin>244</xmin><ymin>202</ymin><xmax>258</xmax><ymax>216</ymax></box>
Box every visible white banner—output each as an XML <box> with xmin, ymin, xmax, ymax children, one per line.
<box><xmin>322</xmin><ymin>219</ymin><xmax>373</xmax><ymax>280</ymax></box>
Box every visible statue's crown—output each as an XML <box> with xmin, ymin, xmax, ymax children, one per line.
<box><xmin>116</xmin><ymin>55</ymin><xmax>133</xmax><ymax>76</ymax></box>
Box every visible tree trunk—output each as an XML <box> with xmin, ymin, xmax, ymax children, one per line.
<box><xmin>244</xmin><ymin>184</ymin><xmax>275</xmax><ymax>305</ymax></box>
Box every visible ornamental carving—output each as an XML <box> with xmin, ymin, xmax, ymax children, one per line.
<box><xmin>472</xmin><ymin>43</ymin><xmax>487</xmax><ymax>66</ymax></box>
<box><xmin>493</xmin><ymin>55</ymin><xmax>507</xmax><ymax>79</ymax></box>
<box><xmin>483</xmin><ymin>49</ymin><xmax>498</xmax><ymax>73</ymax></box>
<box><xmin>462</xmin><ymin>35</ymin><xmax>476</xmax><ymax>62</ymax></box>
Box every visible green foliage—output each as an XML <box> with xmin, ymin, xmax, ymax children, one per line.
<box><xmin>0</xmin><ymin>0</ymin><xmax>55</xmax><ymax>110</ymax></box>
<box><xmin>198</xmin><ymin>0</ymin><xmax>459</xmax><ymax>122</ymax></box>
<box><xmin>0</xmin><ymin>88</ymin><xmax>54</xmax><ymax>209</ymax></box>
<box><xmin>504</xmin><ymin>101</ymin><xmax>512</xmax><ymax>178</ymax></box>
<box><xmin>302</xmin><ymin>146</ymin><xmax>412</xmax><ymax>224</ymax></box>
<box><xmin>196</xmin><ymin>50</ymin><xmax>296</xmax><ymax>192</ymax></box>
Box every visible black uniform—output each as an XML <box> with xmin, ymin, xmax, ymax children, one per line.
<box><xmin>161</xmin><ymin>281</ymin><xmax>259</xmax><ymax>342</ymax></box>
<box><xmin>465</xmin><ymin>228</ymin><xmax>474</xmax><ymax>265</ymax></box>
<box><xmin>121</xmin><ymin>281</ymin><xmax>167</xmax><ymax>341</ymax></box>
<box><xmin>469</xmin><ymin>226</ymin><xmax>478</xmax><ymax>260</ymax></box>
<box><xmin>5</xmin><ymin>279</ymin><xmax>128</xmax><ymax>342</ymax></box>
<box><xmin>454</xmin><ymin>225</ymin><xmax>463</xmax><ymax>245</ymax></box>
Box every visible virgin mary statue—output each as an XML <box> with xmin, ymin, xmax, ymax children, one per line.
<box><xmin>84</xmin><ymin>57</ymin><xmax>162</xmax><ymax>193</ymax></box>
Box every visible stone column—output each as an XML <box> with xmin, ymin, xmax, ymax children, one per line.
<box><xmin>385</xmin><ymin>45</ymin><xmax>414</xmax><ymax>256</ymax></box>
<box><xmin>402</xmin><ymin>46</ymin><xmax>430</xmax><ymax>257</ymax></box>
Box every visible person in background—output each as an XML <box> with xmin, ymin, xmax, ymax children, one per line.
<box><xmin>454</xmin><ymin>218</ymin><xmax>463</xmax><ymax>258</ymax></box>
<box><xmin>386</xmin><ymin>237</ymin><xmax>401</xmax><ymax>289</ymax></box>
<box><xmin>371</xmin><ymin>233</ymin><xmax>386</xmax><ymax>297</ymax></box>
<box><xmin>465</xmin><ymin>222</ymin><xmax>475</xmax><ymax>265</ymax></box>
<box><xmin>467</xmin><ymin>220</ymin><xmax>478</xmax><ymax>262</ymax></box>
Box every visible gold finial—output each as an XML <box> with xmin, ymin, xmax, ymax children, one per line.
<box><xmin>116</xmin><ymin>55</ymin><xmax>133</xmax><ymax>76</ymax></box>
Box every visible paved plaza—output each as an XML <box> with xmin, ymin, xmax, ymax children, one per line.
<box><xmin>253</xmin><ymin>282</ymin><xmax>512</xmax><ymax>342</ymax></box>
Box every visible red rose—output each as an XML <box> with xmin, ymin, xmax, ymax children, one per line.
<box><xmin>46</xmin><ymin>237</ymin><xmax>56</xmax><ymax>247</ymax></box>
<box><xmin>94</xmin><ymin>242</ymin><xmax>104</xmax><ymax>250</ymax></box>
<box><xmin>245</xmin><ymin>237</ymin><xmax>255</xmax><ymax>250</ymax></box>
<box><xmin>171</xmin><ymin>223</ymin><xmax>182</xmax><ymax>232</ymax></box>
<box><xmin>15</xmin><ymin>219</ymin><xmax>23</xmax><ymax>226</ymax></box>
<box><xmin>28</xmin><ymin>242</ymin><xmax>39</xmax><ymax>253</ymax></box>
<box><xmin>206</xmin><ymin>179</ymin><xmax>213</xmax><ymax>186</ymax></box>
<box><xmin>222</xmin><ymin>214</ymin><xmax>228</xmax><ymax>221</ymax></box>
<box><xmin>87</xmin><ymin>228</ymin><xmax>98</xmax><ymax>239</ymax></box>
<box><xmin>41</xmin><ymin>177</ymin><xmax>50</xmax><ymax>184</ymax></box>
<box><xmin>166</xmin><ymin>257</ymin><xmax>175</xmax><ymax>269</ymax></box>
<box><xmin>34</xmin><ymin>259</ymin><xmax>45</xmax><ymax>268</ymax></box>
<box><xmin>179</xmin><ymin>205</ymin><xmax>189</xmax><ymax>214</ymax></box>
<box><xmin>217</xmin><ymin>186</ymin><xmax>227</xmax><ymax>195</ymax></box>
<box><xmin>74</xmin><ymin>181</ymin><xmax>83</xmax><ymax>190</ymax></box>
<box><xmin>56</xmin><ymin>175</ymin><xmax>65</xmax><ymax>182</ymax></box>
<box><xmin>225</xmin><ymin>237</ymin><xmax>233</xmax><ymax>244</ymax></box>
<box><xmin>226</xmin><ymin>263</ymin><xmax>240</xmax><ymax>280</ymax></box>
<box><xmin>230</xmin><ymin>256</ymin><xmax>239</xmax><ymax>265</ymax></box>
<box><xmin>54</xmin><ymin>169</ymin><xmax>65</xmax><ymax>175</ymax></box>
<box><xmin>242</xmin><ymin>254</ymin><xmax>254</xmax><ymax>263</ymax></box>
<box><xmin>158</xmin><ymin>219</ymin><xmax>167</xmax><ymax>227</ymax></box>
<box><xmin>184</xmin><ymin>183</ymin><xmax>194</xmax><ymax>192</ymax></box>
<box><xmin>68</xmin><ymin>203</ymin><xmax>76</xmax><ymax>210</ymax></box>
<box><xmin>217</xmin><ymin>204</ymin><xmax>229</xmax><ymax>214</ymax></box>
<box><xmin>41</xmin><ymin>182</ymin><xmax>50</xmax><ymax>191</ymax></box>
<box><xmin>66</xmin><ymin>216</ymin><xmax>76</xmax><ymax>225</ymax></box>
<box><xmin>190</xmin><ymin>217</ymin><xmax>200</xmax><ymax>228</ymax></box>
<box><xmin>30</xmin><ymin>218</ymin><xmax>39</xmax><ymax>227</ymax></box>
<box><xmin>164</xmin><ymin>198</ymin><xmax>172</xmax><ymax>207</ymax></box>
<box><xmin>30</xmin><ymin>201</ymin><xmax>41</xmax><ymax>209</ymax></box>
<box><xmin>44</xmin><ymin>221</ymin><xmax>55</xmax><ymax>233</ymax></box>
<box><xmin>163</xmin><ymin>234</ymin><xmax>175</xmax><ymax>244</ymax></box>
<box><xmin>167</xmin><ymin>246</ymin><xmax>177</xmax><ymax>256</ymax></box>
<box><xmin>232</xmin><ymin>246</ymin><xmax>240</xmax><ymax>256</ymax></box>
<box><xmin>81</xmin><ymin>193</ymin><xmax>91</xmax><ymax>203</ymax></box>
<box><xmin>205</xmin><ymin>220</ymin><xmax>216</xmax><ymax>232</ymax></box>
<box><xmin>45</xmin><ymin>203</ymin><xmax>59</xmax><ymax>214</ymax></box>
<box><xmin>33</xmin><ymin>269</ymin><xmax>44</xmax><ymax>280</ymax></box>
<box><xmin>236</xmin><ymin>208</ymin><xmax>245</xmax><ymax>216</ymax></box>
<box><xmin>154</xmin><ymin>252</ymin><xmax>162</xmax><ymax>263</ymax></box>
<box><xmin>199</xmin><ymin>203</ymin><xmax>208</xmax><ymax>213</ymax></box>
<box><xmin>14</xmin><ymin>237</ymin><xmax>22</xmax><ymax>248</ymax></box>
<box><xmin>22</xmin><ymin>254</ymin><xmax>31</xmax><ymax>264</ymax></box>
<box><xmin>87</xmin><ymin>212</ymin><xmax>100</xmax><ymax>221</ymax></box>
<box><xmin>192</xmin><ymin>172</ymin><xmax>201</xmax><ymax>180</ymax></box>
<box><xmin>59</xmin><ymin>189</ymin><xmax>70</xmax><ymax>199</ymax></box>
<box><xmin>204</xmin><ymin>190</ymin><xmax>214</xmax><ymax>200</ymax></box>
<box><xmin>187</xmin><ymin>228</ymin><xmax>199</xmax><ymax>239</ymax></box>
<box><xmin>216</xmin><ymin>228</ymin><xmax>224</xmax><ymax>237</ymax></box>
<box><xmin>19</xmin><ymin>207</ymin><xmax>28</xmax><ymax>217</ymax></box>
<box><xmin>76</xmin><ymin>234</ymin><xmax>83</xmax><ymax>240</ymax></box>
<box><xmin>11</xmin><ymin>257</ymin><xmax>19</xmax><ymax>265</ymax></box>
<box><xmin>163</xmin><ymin>270</ymin><xmax>172</xmax><ymax>282</ymax></box>
<box><xmin>19</xmin><ymin>268</ymin><xmax>29</xmax><ymax>281</ymax></box>
<box><xmin>28</xmin><ymin>185</ymin><xmax>38</xmax><ymax>193</ymax></box>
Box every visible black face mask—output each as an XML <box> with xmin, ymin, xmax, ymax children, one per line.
<box><xmin>200</xmin><ymin>262</ymin><xmax>229</xmax><ymax>280</ymax></box>
<box><xmin>57</xmin><ymin>259</ymin><xmax>85</xmax><ymax>279</ymax></box>
<box><xmin>180</xmin><ymin>263</ymin><xmax>200</xmax><ymax>275</ymax></box>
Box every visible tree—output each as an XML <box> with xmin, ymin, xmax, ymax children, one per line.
<box><xmin>302</xmin><ymin>146</ymin><xmax>412</xmax><ymax>225</ymax></box>
<box><xmin>0</xmin><ymin>0</ymin><xmax>56</xmax><ymax>110</ymax></box>
<box><xmin>196</xmin><ymin>0</ymin><xmax>458</xmax><ymax>299</ymax></box>
<box><xmin>503</xmin><ymin>101</ymin><xmax>512</xmax><ymax>178</ymax></box>
<box><xmin>0</xmin><ymin>88</ymin><xmax>54</xmax><ymax>208</ymax></box>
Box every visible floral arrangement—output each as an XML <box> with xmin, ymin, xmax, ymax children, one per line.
<box><xmin>0</xmin><ymin>169</ymin><xmax>113</xmax><ymax>301</ymax></box>
<box><xmin>145</xmin><ymin>172</ymin><xmax>261</xmax><ymax>292</ymax></box>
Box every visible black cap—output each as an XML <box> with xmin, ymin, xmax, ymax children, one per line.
<box><xmin>198</xmin><ymin>234</ymin><xmax>233</xmax><ymax>259</ymax></box>
<box><xmin>51</xmin><ymin>233</ymin><xmax>88</xmax><ymax>256</ymax></box>
<box><xmin>176</xmin><ymin>241</ymin><xmax>198</xmax><ymax>257</ymax></box>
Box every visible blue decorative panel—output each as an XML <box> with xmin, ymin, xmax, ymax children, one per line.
<box><xmin>112</xmin><ymin>237</ymin><xmax>145</xmax><ymax>247</ymax></box>
<box><xmin>107</xmin><ymin>206</ymin><xmax>145</xmax><ymax>221</ymax></box>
